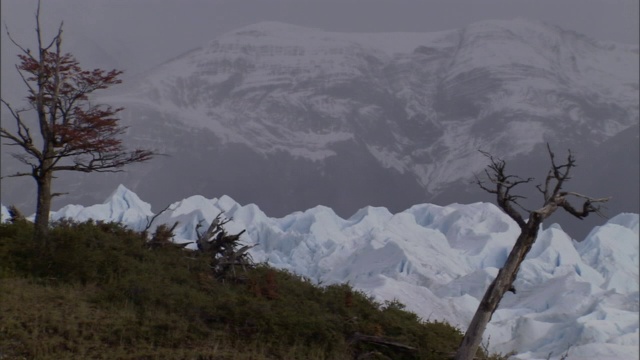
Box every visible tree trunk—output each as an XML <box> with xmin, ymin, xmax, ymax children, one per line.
<box><xmin>454</xmin><ymin>216</ymin><xmax>542</xmax><ymax>360</ymax></box>
<box><xmin>456</xmin><ymin>146</ymin><xmax>609</xmax><ymax>359</ymax></box>
<box><xmin>33</xmin><ymin>169</ymin><xmax>53</xmax><ymax>243</ymax></box>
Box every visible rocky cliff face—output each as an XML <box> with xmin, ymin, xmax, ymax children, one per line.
<box><xmin>2</xmin><ymin>19</ymin><xmax>637</xmax><ymax>238</ymax></box>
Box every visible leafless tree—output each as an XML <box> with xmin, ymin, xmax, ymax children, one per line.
<box><xmin>454</xmin><ymin>144</ymin><xmax>610</xmax><ymax>360</ymax></box>
<box><xmin>193</xmin><ymin>213</ymin><xmax>253</xmax><ymax>279</ymax></box>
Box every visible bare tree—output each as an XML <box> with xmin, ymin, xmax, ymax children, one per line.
<box><xmin>454</xmin><ymin>145</ymin><xmax>610</xmax><ymax>360</ymax></box>
<box><xmin>1</xmin><ymin>1</ymin><xmax>154</xmax><ymax>242</ymax></box>
<box><xmin>194</xmin><ymin>213</ymin><xmax>253</xmax><ymax>279</ymax></box>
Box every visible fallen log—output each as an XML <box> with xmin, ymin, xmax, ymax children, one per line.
<box><xmin>350</xmin><ymin>332</ymin><xmax>417</xmax><ymax>353</ymax></box>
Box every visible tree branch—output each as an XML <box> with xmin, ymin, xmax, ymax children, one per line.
<box><xmin>4</xmin><ymin>24</ymin><xmax>36</xmax><ymax>60</ymax></box>
<box><xmin>563</xmin><ymin>192</ymin><xmax>611</xmax><ymax>203</ymax></box>
<box><xmin>0</xmin><ymin>127</ymin><xmax>42</xmax><ymax>160</ymax></box>
<box><xmin>13</xmin><ymin>64</ymin><xmax>37</xmax><ymax>95</ymax></box>
<box><xmin>557</xmin><ymin>192</ymin><xmax>610</xmax><ymax>219</ymax></box>
<box><xmin>143</xmin><ymin>202</ymin><xmax>177</xmax><ymax>233</ymax></box>
<box><xmin>4</xmin><ymin>171</ymin><xmax>35</xmax><ymax>178</ymax></box>
<box><xmin>50</xmin><ymin>149</ymin><xmax>154</xmax><ymax>173</ymax></box>
<box><xmin>475</xmin><ymin>150</ymin><xmax>529</xmax><ymax>228</ymax></box>
<box><xmin>34</xmin><ymin>0</ymin><xmax>64</xmax><ymax>53</ymax></box>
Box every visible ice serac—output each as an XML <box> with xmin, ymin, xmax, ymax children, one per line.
<box><xmin>1</xmin><ymin>204</ymin><xmax>10</xmax><ymax>223</ymax></box>
<box><xmin>576</xmin><ymin>213</ymin><xmax>640</xmax><ymax>294</ymax></box>
<box><xmin>50</xmin><ymin>184</ymin><xmax>153</xmax><ymax>230</ymax></box>
<box><xmin>4</xmin><ymin>18</ymin><xmax>636</xmax><ymax>241</ymax></box>
<box><xmin>44</xmin><ymin>187</ymin><xmax>640</xmax><ymax>360</ymax></box>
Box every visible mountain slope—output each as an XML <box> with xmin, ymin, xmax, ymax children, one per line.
<box><xmin>2</xmin><ymin>18</ymin><xmax>637</xmax><ymax>239</ymax></box>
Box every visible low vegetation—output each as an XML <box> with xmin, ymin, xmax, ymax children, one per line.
<box><xmin>0</xmin><ymin>219</ymin><xmax>500</xmax><ymax>359</ymax></box>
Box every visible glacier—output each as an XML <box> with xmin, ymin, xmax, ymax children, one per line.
<box><xmin>2</xmin><ymin>185</ymin><xmax>638</xmax><ymax>360</ymax></box>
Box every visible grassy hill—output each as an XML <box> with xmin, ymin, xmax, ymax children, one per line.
<box><xmin>0</xmin><ymin>219</ymin><xmax>500</xmax><ymax>359</ymax></box>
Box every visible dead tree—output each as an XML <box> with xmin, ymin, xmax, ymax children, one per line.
<box><xmin>142</xmin><ymin>203</ymin><xmax>185</xmax><ymax>249</ymax></box>
<box><xmin>146</xmin><ymin>223</ymin><xmax>184</xmax><ymax>249</ymax></box>
<box><xmin>194</xmin><ymin>213</ymin><xmax>254</xmax><ymax>279</ymax></box>
<box><xmin>7</xmin><ymin>205</ymin><xmax>27</xmax><ymax>223</ymax></box>
<box><xmin>454</xmin><ymin>145</ymin><xmax>610</xmax><ymax>360</ymax></box>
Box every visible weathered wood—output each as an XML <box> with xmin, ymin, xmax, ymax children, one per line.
<box><xmin>455</xmin><ymin>145</ymin><xmax>609</xmax><ymax>360</ymax></box>
<box><xmin>454</xmin><ymin>224</ymin><xmax>540</xmax><ymax>360</ymax></box>
<box><xmin>193</xmin><ymin>213</ymin><xmax>254</xmax><ymax>278</ymax></box>
<box><xmin>350</xmin><ymin>332</ymin><xmax>417</xmax><ymax>352</ymax></box>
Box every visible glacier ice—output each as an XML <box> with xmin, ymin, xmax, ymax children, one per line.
<box><xmin>1</xmin><ymin>204</ymin><xmax>10</xmax><ymax>223</ymax></box>
<box><xmin>2</xmin><ymin>185</ymin><xmax>638</xmax><ymax>360</ymax></box>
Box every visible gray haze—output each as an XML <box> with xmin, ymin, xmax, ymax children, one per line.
<box><xmin>2</xmin><ymin>0</ymin><xmax>638</xmax><ymax>78</ymax></box>
<box><xmin>3</xmin><ymin>0</ymin><xmax>637</xmax><ymax>103</ymax></box>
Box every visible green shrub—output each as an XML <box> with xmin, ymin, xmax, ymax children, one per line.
<box><xmin>0</xmin><ymin>219</ymin><xmax>474</xmax><ymax>359</ymax></box>
<box><xmin>0</xmin><ymin>219</ymin><xmax>35</xmax><ymax>277</ymax></box>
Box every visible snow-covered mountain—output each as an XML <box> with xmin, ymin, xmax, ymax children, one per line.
<box><xmin>3</xmin><ymin>185</ymin><xmax>637</xmax><ymax>360</ymax></box>
<box><xmin>1</xmin><ymin>19</ymin><xmax>638</xmax><ymax>239</ymax></box>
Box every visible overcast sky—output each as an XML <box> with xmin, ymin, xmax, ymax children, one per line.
<box><xmin>2</xmin><ymin>0</ymin><xmax>638</xmax><ymax>78</ymax></box>
<box><xmin>1</xmin><ymin>0</ymin><xmax>638</xmax><ymax>224</ymax></box>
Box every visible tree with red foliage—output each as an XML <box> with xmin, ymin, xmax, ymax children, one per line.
<box><xmin>1</xmin><ymin>2</ymin><xmax>154</xmax><ymax>242</ymax></box>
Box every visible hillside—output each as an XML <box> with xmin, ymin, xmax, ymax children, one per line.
<box><xmin>0</xmin><ymin>218</ymin><xmax>488</xmax><ymax>360</ymax></box>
